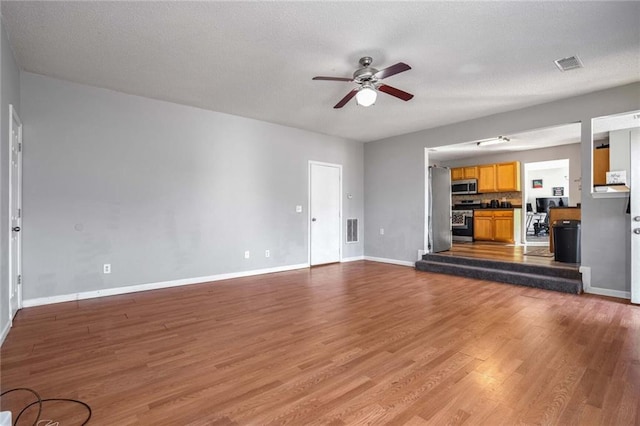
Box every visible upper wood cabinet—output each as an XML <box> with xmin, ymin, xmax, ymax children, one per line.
<box><xmin>496</xmin><ymin>161</ymin><xmax>521</xmax><ymax>191</ymax></box>
<box><xmin>463</xmin><ymin>166</ymin><xmax>478</xmax><ymax>179</ymax></box>
<box><xmin>593</xmin><ymin>146</ymin><xmax>610</xmax><ymax>186</ymax></box>
<box><xmin>476</xmin><ymin>161</ymin><xmax>520</xmax><ymax>193</ymax></box>
<box><xmin>477</xmin><ymin>164</ymin><xmax>497</xmax><ymax>193</ymax></box>
<box><xmin>451</xmin><ymin>167</ymin><xmax>464</xmax><ymax>181</ymax></box>
<box><xmin>450</xmin><ymin>166</ymin><xmax>478</xmax><ymax>181</ymax></box>
<box><xmin>452</xmin><ymin>161</ymin><xmax>520</xmax><ymax>193</ymax></box>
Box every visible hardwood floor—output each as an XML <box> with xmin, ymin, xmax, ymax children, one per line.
<box><xmin>443</xmin><ymin>242</ymin><xmax>577</xmax><ymax>268</ymax></box>
<box><xmin>2</xmin><ymin>261</ymin><xmax>637</xmax><ymax>425</ymax></box>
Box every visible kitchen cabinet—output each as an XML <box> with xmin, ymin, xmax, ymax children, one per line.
<box><xmin>493</xmin><ymin>211</ymin><xmax>515</xmax><ymax>242</ymax></box>
<box><xmin>496</xmin><ymin>162</ymin><xmax>520</xmax><ymax>191</ymax></box>
<box><xmin>477</xmin><ymin>161</ymin><xmax>520</xmax><ymax>193</ymax></box>
<box><xmin>474</xmin><ymin>209</ymin><xmax>519</xmax><ymax>243</ymax></box>
<box><xmin>477</xmin><ymin>164</ymin><xmax>496</xmax><ymax>193</ymax></box>
<box><xmin>451</xmin><ymin>166</ymin><xmax>478</xmax><ymax>181</ymax></box>
<box><xmin>451</xmin><ymin>168</ymin><xmax>464</xmax><ymax>181</ymax></box>
<box><xmin>593</xmin><ymin>146</ymin><xmax>609</xmax><ymax>186</ymax></box>
<box><xmin>473</xmin><ymin>211</ymin><xmax>494</xmax><ymax>240</ymax></box>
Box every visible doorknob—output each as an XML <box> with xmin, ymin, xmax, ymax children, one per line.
<box><xmin>312</xmin><ymin>218</ymin><xmax>317</xmax><ymax>222</ymax></box>
<box><xmin>634</xmin><ymin>228</ymin><xmax>640</xmax><ymax>235</ymax></box>
<box><xmin>12</xmin><ymin>226</ymin><xmax>20</xmax><ymax>232</ymax></box>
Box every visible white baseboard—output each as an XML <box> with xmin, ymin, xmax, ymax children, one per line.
<box><xmin>22</xmin><ymin>263</ymin><xmax>310</xmax><ymax>308</ymax></box>
<box><xmin>580</xmin><ymin>265</ymin><xmax>630</xmax><ymax>299</ymax></box>
<box><xmin>584</xmin><ymin>286</ymin><xmax>630</xmax><ymax>299</ymax></box>
<box><xmin>0</xmin><ymin>319</ymin><xmax>11</xmax><ymax>347</ymax></box>
<box><xmin>364</xmin><ymin>256</ymin><xmax>415</xmax><ymax>267</ymax></box>
<box><xmin>341</xmin><ymin>256</ymin><xmax>365</xmax><ymax>263</ymax></box>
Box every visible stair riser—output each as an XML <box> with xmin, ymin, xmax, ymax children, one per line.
<box><xmin>421</xmin><ymin>254</ymin><xmax>581</xmax><ymax>280</ymax></box>
<box><xmin>416</xmin><ymin>261</ymin><xmax>582</xmax><ymax>294</ymax></box>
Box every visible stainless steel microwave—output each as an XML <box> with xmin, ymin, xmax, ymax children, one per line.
<box><xmin>451</xmin><ymin>179</ymin><xmax>478</xmax><ymax>195</ymax></box>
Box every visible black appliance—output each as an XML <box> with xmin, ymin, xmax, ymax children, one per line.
<box><xmin>451</xmin><ymin>179</ymin><xmax>478</xmax><ymax>195</ymax></box>
<box><xmin>452</xmin><ymin>200</ymin><xmax>481</xmax><ymax>242</ymax></box>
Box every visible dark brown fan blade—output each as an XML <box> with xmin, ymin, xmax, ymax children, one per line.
<box><xmin>312</xmin><ymin>76</ymin><xmax>353</xmax><ymax>82</ymax></box>
<box><xmin>334</xmin><ymin>89</ymin><xmax>358</xmax><ymax>108</ymax></box>
<box><xmin>374</xmin><ymin>62</ymin><xmax>411</xmax><ymax>80</ymax></box>
<box><xmin>378</xmin><ymin>84</ymin><xmax>414</xmax><ymax>101</ymax></box>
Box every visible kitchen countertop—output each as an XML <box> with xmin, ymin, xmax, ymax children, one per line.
<box><xmin>475</xmin><ymin>206</ymin><xmax>522</xmax><ymax>210</ymax></box>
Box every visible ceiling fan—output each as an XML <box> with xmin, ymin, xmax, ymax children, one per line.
<box><xmin>313</xmin><ymin>56</ymin><xmax>414</xmax><ymax>109</ymax></box>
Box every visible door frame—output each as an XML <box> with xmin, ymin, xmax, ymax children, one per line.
<box><xmin>8</xmin><ymin>104</ymin><xmax>23</xmax><ymax>319</ymax></box>
<box><xmin>630</xmin><ymin>128</ymin><xmax>639</xmax><ymax>304</ymax></box>
<box><xmin>522</xmin><ymin>159</ymin><xmax>570</xmax><ymax>246</ymax></box>
<box><xmin>308</xmin><ymin>161</ymin><xmax>343</xmax><ymax>266</ymax></box>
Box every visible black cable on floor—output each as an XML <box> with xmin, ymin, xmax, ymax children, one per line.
<box><xmin>0</xmin><ymin>388</ymin><xmax>91</xmax><ymax>426</ymax></box>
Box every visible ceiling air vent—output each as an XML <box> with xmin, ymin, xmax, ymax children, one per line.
<box><xmin>554</xmin><ymin>55</ymin><xmax>583</xmax><ymax>72</ymax></box>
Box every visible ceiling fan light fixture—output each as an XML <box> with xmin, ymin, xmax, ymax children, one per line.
<box><xmin>477</xmin><ymin>136</ymin><xmax>510</xmax><ymax>147</ymax></box>
<box><xmin>355</xmin><ymin>84</ymin><xmax>377</xmax><ymax>107</ymax></box>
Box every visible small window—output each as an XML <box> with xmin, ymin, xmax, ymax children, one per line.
<box><xmin>346</xmin><ymin>218</ymin><xmax>358</xmax><ymax>243</ymax></box>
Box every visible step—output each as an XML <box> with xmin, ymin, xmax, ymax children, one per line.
<box><xmin>421</xmin><ymin>253</ymin><xmax>581</xmax><ymax>280</ymax></box>
<box><xmin>415</xmin><ymin>260</ymin><xmax>582</xmax><ymax>294</ymax></box>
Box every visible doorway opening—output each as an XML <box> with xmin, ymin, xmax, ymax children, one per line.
<box><xmin>523</xmin><ymin>159</ymin><xmax>570</xmax><ymax>246</ymax></box>
<box><xmin>424</xmin><ymin>121</ymin><xmax>581</xmax><ymax>265</ymax></box>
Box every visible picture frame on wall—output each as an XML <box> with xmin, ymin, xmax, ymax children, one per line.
<box><xmin>532</xmin><ymin>179</ymin><xmax>543</xmax><ymax>188</ymax></box>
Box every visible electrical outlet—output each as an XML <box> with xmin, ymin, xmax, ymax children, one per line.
<box><xmin>265</xmin><ymin>250</ymin><xmax>270</xmax><ymax>258</ymax></box>
<box><xmin>296</xmin><ymin>205</ymin><xmax>302</xmax><ymax>213</ymax></box>
<box><xmin>103</xmin><ymin>264</ymin><xmax>111</xmax><ymax>274</ymax></box>
<box><xmin>244</xmin><ymin>251</ymin><xmax>250</xmax><ymax>259</ymax></box>
<box><xmin>380</xmin><ymin>228</ymin><xmax>385</xmax><ymax>235</ymax></box>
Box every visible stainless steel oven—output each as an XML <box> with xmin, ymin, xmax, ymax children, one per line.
<box><xmin>452</xmin><ymin>209</ymin><xmax>474</xmax><ymax>242</ymax></box>
<box><xmin>451</xmin><ymin>179</ymin><xmax>477</xmax><ymax>195</ymax></box>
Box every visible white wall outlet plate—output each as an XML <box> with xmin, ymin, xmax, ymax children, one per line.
<box><xmin>103</xmin><ymin>264</ymin><xmax>111</xmax><ymax>274</ymax></box>
<box><xmin>265</xmin><ymin>249</ymin><xmax>270</xmax><ymax>258</ymax></box>
<box><xmin>296</xmin><ymin>205</ymin><xmax>302</xmax><ymax>213</ymax></box>
<box><xmin>380</xmin><ymin>228</ymin><xmax>385</xmax><ymax>235</ymax></box>
<box><xmin>244</xmin><ymin>251</ymin><xmax>250</xmax><ymax>259</ymax></box>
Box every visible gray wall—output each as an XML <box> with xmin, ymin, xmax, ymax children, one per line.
<box><xmin>1</xmin><ymin>17</ymin><xmax>21</xmax><ymax>337</ymax></box>
<box><xmin>364</xmin><ymin>82</ymin><xmax>640</xmax><ymax>293</ymax></box>
<box><xmin>442</xmin><ymin>143</ymin><xmax>581</xmax><ymax>206</ymax></box>
<box><xmin>21</xmin><ymin>72</ymin><xmax>364</xmax><ymax>300</ymax></box>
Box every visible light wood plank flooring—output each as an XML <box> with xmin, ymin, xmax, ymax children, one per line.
<box><xmin>1</xmin><ymin>261</ymin><xmax>637</xmax><ymax>425</ymax></box>
<box><xmin>443</xmin><ymin>242</ymin><xmax>577</xmax><ymax>268</ymax></box>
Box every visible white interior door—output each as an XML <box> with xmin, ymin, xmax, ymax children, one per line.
<box><xmin>630</xmin><ymin>128</ymin><xmax>639</xmax><ymax>304</ymax></box>
<box><xmin>9</xmin><ymin>105</ymin><xmax>23</xmax><ymax>319</ymax></box>
<box><xmin>310</xmin><ymin>162</ymin><xmax>341</xmax><ymax>266</ymax></box>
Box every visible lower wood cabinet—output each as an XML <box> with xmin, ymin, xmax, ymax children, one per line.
<box><xmin>474</xmin><ymin>210</ymin><xmax>515</xmax><ymax>243</ymax></box>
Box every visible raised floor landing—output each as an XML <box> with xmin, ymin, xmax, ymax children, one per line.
<box><xmin>416</xmin><ymin>242</ymin><xmax>582</xmax><ymax>294</ymax></box>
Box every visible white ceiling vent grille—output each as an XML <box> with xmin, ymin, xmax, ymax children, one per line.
<box><xmin>346</xmin><ymin>218</ymin><xmax>358</xmax><ymax>243</ymax></box>
<box><xmin>554</xmin><ymin>56</ymin><xmax>583</xmax><ymax>72</ymax></box>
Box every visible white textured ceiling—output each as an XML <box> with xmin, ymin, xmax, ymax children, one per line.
<box><xmin>2</xmin><ymin>1</ymin><xmax>639</xmax><ymax>142</ymax></box>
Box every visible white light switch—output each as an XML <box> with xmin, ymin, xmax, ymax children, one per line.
<box><xmin>379</xmin><ymin>228</ymin><xmax>385</xmax><ymax>235</ymax></box>
<box><xmin>296</xmin><ymin>205</ymin><xmax>303</xmax><ymax>213</ymax></box>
